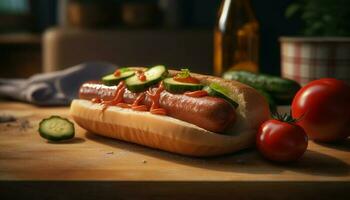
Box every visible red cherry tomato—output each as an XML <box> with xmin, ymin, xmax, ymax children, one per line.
<box><xmin>291</xmin><ymin>78</ymin><xmax>350</xmax><ymax>142</ymax></box>
<box><xmin>257</xmin><ymin>119</ymin><xmax>308</xmax><ymax>162</ymax></box>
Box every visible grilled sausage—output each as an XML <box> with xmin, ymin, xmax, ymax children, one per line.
<box><xmin>79</xmin><ymin>82</ymin><xmax>236</xmax><ymax>133</ymax></box>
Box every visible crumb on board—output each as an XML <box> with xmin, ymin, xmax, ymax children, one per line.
<box><xmin>0</xmin><ymin>114</ymin><xmax>16</xmax><ymax>123</ymax></box>
<box><xmin>0</xmin><ymin>114</ymin><xmax>32</xmax><ymax>133</ymax></box>
<box><xmin>18</xmin><ymin>119</ymin><xmax>31</xmax><ymax>130</ymax></box>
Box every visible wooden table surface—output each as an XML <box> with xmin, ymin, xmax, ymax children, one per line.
<box><xmin>0</xmin><ymin>102</ymin><xmax>349</xmax><ymax>199</ymax></box>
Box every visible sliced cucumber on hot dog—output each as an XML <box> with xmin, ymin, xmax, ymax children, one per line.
<box><xmin>102</xmin><ymin>68</ymin><xmax>135</xmax><ymax>86</ymax></box>
<box><xmin>204</xmin><ymin>83</ymin><xmax>238</xmax><ymax>108</ymax></box>
<box><xmin>125</xmin><ymin>65</ymin><xmax>168</xmax><ymax>92</ymax></box>
<box><xmin>163</xmin><ymin>77</ymin><xmax>203</xmax><ymax>93</ymax></box>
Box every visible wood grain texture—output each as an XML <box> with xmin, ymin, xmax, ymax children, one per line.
<box><xmin>0</xmin><ymin>102</ymin><xmax>349</xmax><ymax>199</ymax></box>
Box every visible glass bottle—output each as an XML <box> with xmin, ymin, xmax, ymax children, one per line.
<box><xmin>214</xmin><ymin>0</ymin><xmax>259</xmax><ymax>76</ymax></box>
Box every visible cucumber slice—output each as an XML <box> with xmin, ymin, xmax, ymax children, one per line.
<box><xmin>102</xmin><ymin>69</ymin><xmax>135</xmax><ymax>86</ymax></box>
<box><xmin>163</xmin><ymin>77</ymin><xmax>203</xmax><ymax>93</ymax></box>
<box><xmin>204</xmin><ymin>83</ymin><xmax>239</xmax><ymax>108</ymax></box>
<box><xmin>125</xmin><ymin>65</ymin><xmax>168</xmax><ymax>92</ymax></box>
<box><xmin>38</xmin><ymin>116</ymin><xmax>75</xmax><ymax>141</ymax></box>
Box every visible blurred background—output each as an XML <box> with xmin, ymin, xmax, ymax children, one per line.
<box><xmin>0</xmin><ymin>0</ymin><xmax>300</xmax><ymax>78</ymax></box>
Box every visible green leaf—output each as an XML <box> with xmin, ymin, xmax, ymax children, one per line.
<box><xmin>294</xmin><ymin>0</ymin><xmax>350</xmax><ymax>36</ymax></box>
<box><xmin>175</xmin><ymin>68</ymin><xmax>191</xmax><ymax>79</ymax></box>
<box><xmin>119</xmin><ymin>67</ymin><xmax>131</xmax><ymax>73</ymax></box>
<box><xmin>285</xmin><ymin>3</ymin><xmax>301</xmax><ymax>18</ymax></box>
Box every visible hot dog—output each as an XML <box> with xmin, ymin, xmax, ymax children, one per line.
<box><xmin>70</xmin><ymin>66</ymin><xmax>270</xmax><ymax>156</ymax></box>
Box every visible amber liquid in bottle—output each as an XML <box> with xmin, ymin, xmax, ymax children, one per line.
<box><xmin>214</xmin><ymin>0</ymin><xmax>259</xmax><ymax>76</ymax></box>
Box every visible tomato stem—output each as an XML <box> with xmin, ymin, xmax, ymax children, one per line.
<box><xmin>272</xmin><ymin>111</ymin><xmax>298</xmax><ymax>123</ymax></box>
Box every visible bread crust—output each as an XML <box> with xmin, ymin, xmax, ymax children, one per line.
<box><xmin>70</xmin><ymin>70</ymin><xmax>270</xmax><ymax>156</ymax></box>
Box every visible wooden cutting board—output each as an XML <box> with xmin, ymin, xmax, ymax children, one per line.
<box><xmin>0</xmin><ymin>102</ymin><xmax>349</xmax><ymax>199</ymax></box>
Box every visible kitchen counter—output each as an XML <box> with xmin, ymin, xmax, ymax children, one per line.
<box><xmin>0</xmin><ymin>102</ymin><xmax>349</xmax><ymax>199</ymax></box>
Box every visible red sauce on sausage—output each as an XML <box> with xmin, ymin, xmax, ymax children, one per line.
<box><xmin>136</xmin><ymin>70</ymin><xmax>146</xmax><ymax>82</ymax></box>
<box><xmin>113</xmin><ymin>69</ymin><xmax>121</xmax><ymax>77</ymax></box>
<box><xmin>116</xmin><ymin>103</ymin><xmax>131</xmax><ymax>108</ymax></box>
<box><xmin>173</xmin><ymin>76</ymin><xmax>200</xmax><ymax>84</ymax></box>
<box><xmin>131</xmin><ymin>92</ymin><xmax>148</xmax><ymax>112</ymax></box>
<box><xmin>132</xmin><ymin>105</ymin><xmax>148</xmax><ymax>112</ymax></box>
<box><xmin>184</xmin><ymin>90</ymin><xmax>208</xmax><ymax>98</ymax></box>
<box><xmin>91</xmin><ymin>97</ymin><xmax>102</xmax><ymax>103</ymax></box>
<box><xmin>147</xmin><ymin>82</ymin><xmax>167</xmax><ymax>115</ymax></box>
<box><xmin>101</xmin><ymin>81</ymin><xmax>126</xmax><ymax>111</ymax></box>
<box><xmin>150</xmin><ymin>108</ymin><xmax>167</xmax><ymax>115</ymax></box>
<box><xmin>97</xmin><ymin>81</ymin><xmax>167</xmax><ymax>115</ymax></box>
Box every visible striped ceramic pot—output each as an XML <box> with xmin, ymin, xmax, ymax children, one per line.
<box><xmin>280</xmin><ymin>37</ymin><xmax>350</xmax><ymax>86</ymax></box>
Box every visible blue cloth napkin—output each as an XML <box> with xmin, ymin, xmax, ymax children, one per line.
<box><xmin>0</xmin><ymin>62</ymin><xmax>116</xmax><ymax>106</ymax></box>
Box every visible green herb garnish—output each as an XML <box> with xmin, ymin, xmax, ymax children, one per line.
<box><xmin>175</xmin><ymin>69</ymin><xmax>191</xmax><ymax>79</ymax></box>
<box><xmin>119</xmin><ymin>67</ymin><xmax>132</xmax><ymax>73</ymax></box>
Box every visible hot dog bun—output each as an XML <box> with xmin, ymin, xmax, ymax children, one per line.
<box><xmin>70</xmin><ymin>69</ymin><xmax>270</xmax><ymax>156</ymax></box>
